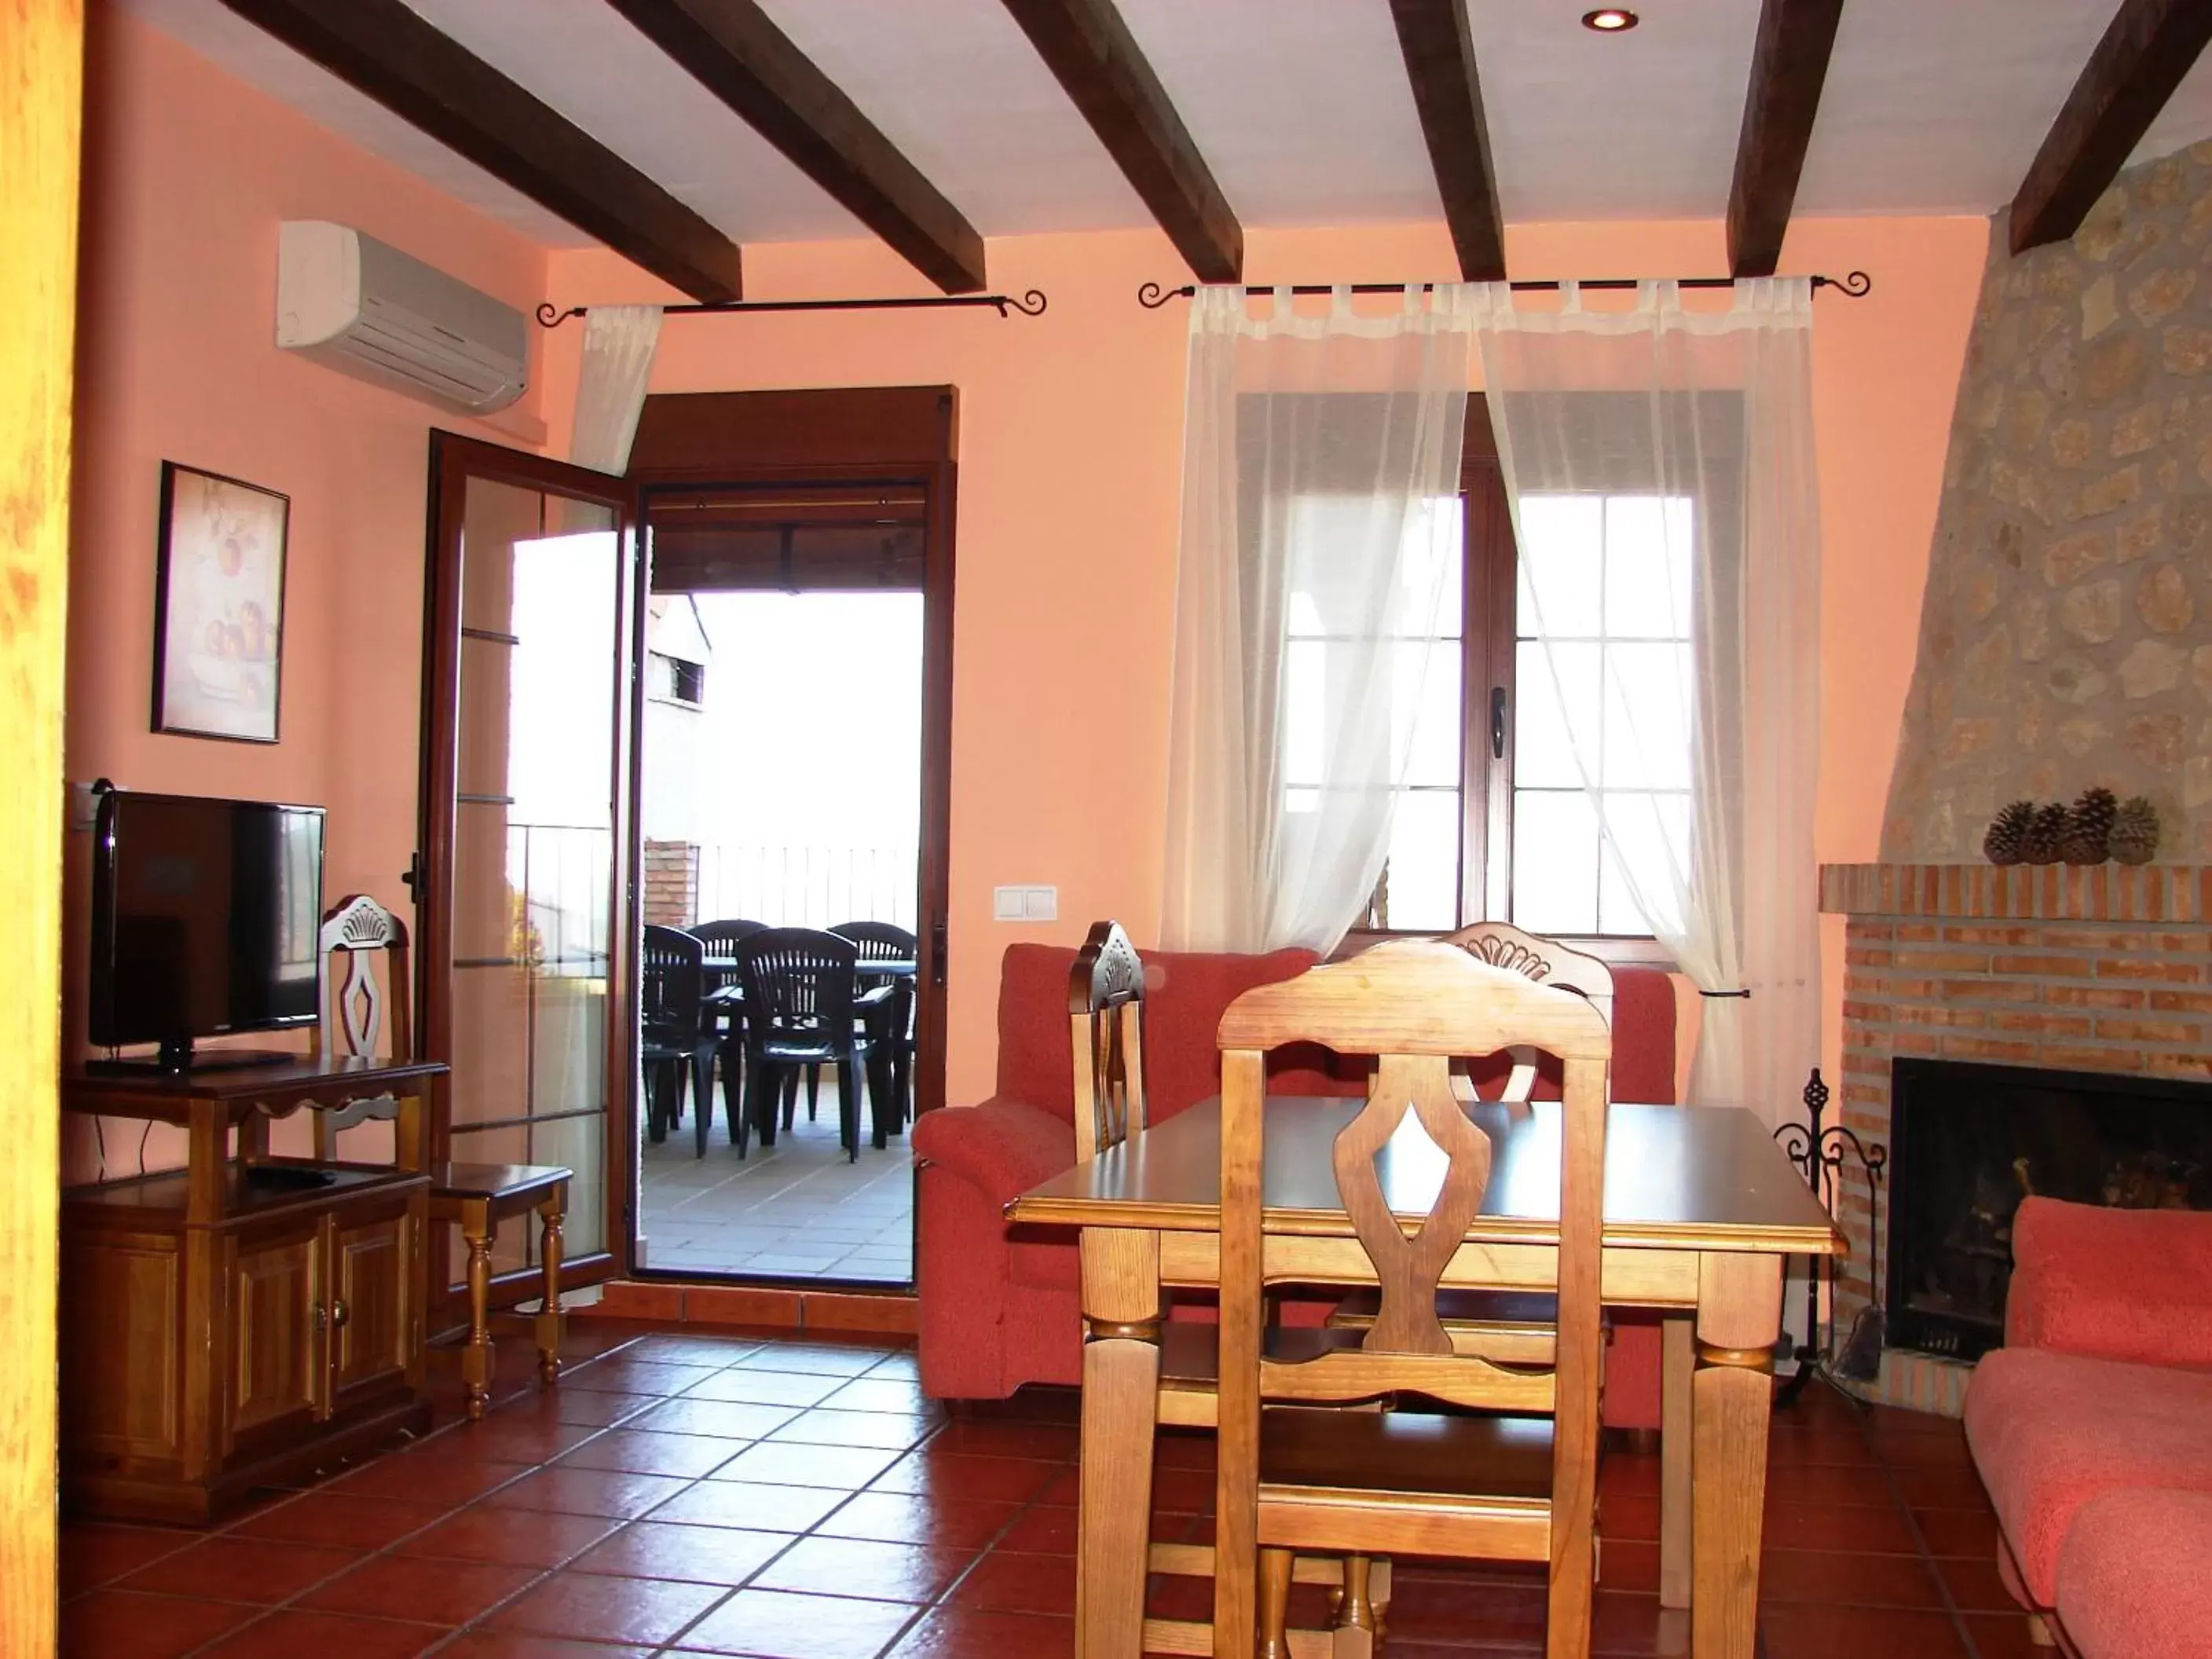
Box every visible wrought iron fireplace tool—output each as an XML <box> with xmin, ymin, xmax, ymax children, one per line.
<box><xmin>1774</xmin><ymin>1067</ymin><xmax>1889</xmax><ymax>1408</ymax></box>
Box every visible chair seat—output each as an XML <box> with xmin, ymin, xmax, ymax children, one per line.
<box><xmin>430</xmin><ymin>1161</ymin><xmax>573</xmax><ymax>1203</ymax></box>
<box><xmin>760</xmin><ymin>1035</ymin><xmax>870</xmax><ymax>1063</ymax></box>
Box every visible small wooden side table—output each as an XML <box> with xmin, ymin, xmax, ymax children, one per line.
<box><xmin>427</xmin><ymin>1162</ymin><xmax>571</xmax><ymax>1420</ymax></box>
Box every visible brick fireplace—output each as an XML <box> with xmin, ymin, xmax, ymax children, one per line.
<box><xmin>1821</xmin><ymin>860</ymin><xmax>2212</xmax><ymax>1408</ymax></box>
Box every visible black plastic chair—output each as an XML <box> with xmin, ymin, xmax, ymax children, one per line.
<box><xmin>687</xmin><ymin>919</ymin><xmax>767</xmax><ymax>1116</ymax></box>
<box><xmin>641</xmin><ymin>925</ymin><xmax>724</xmax><ymax>1157</ymax></box>
<box><xmin>831</xmin><ymin>921</ymin><xmax>918</xmax><ymax>1137</ymax></box>
<box><xmin>734</xmin><ymin>928</ymin><xmax>895</xmax><ymax>1162</ymax></box>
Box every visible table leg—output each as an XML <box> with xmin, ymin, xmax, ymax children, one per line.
<box><xmin>460</xmin><ymin>1197</ymin><xmax>496</xmax><ymax>1422</ymax></box>
<box><xmin>1076</xmin><ymin>1226</ymin><xmax>1163</xmax><ymax>1659</ymax></box>
<box><xmin>1692</xmin><ymin>1252</ymin><xmax>1782</xmax><ymax>1659</ymax></box>
<box><xmin>1660</xmin><ymin>1316</ymin><xmax>1694</xmax><ymax>1609</ymax></box>
<box><xmin>536</xmin><ymin>1185</ymin><xmax>566</xmax><ymax>1385</ymax></box>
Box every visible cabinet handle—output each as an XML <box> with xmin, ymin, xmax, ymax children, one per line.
<box><xmin>331</xmin><ymin>1299</ymin><xmax>351</xmax><ymax>1329</ymax></box>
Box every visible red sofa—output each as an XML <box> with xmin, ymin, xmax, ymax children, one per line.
<box><xmin>1963</xmin><ymin>1197</ymin><xmax>2212</xmax><ymax>1657</ymax></box>
<box><xmin>911</xmin><ymin>941</ymin><xmax>1679</xmax><ymax>1420</ymax></box>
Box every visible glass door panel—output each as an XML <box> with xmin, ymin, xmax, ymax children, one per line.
<box><xmin>423</xmin><ymin>437</ymin><xmax>637</xmax><ymax>1293</ymax></box>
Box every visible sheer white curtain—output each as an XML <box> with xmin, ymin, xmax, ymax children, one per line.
<box><xmin>1162</xmin><ymin>284</ymin><xmax>1472</xmax><ymax>954</ymax></box>
<box><xmin>569</xmin><ymin>304</ymin><xmax>664</xmax><ymax>474</ymax></box>
<box><xmin>1472</xmin><ymin>279</ymin><xmax>1822</xmax><ymax>1120</ymax></box>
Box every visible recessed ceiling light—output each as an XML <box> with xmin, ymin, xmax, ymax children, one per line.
<box><xmin>1583</xmin><ymin>8</ymin><xmax>1639</xmax><ymax>30</ymax></box>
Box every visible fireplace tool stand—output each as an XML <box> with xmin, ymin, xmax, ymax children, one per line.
<box><xmin>1773</xmin><ymin>1068</ymin><xmax>1889</xmax><ymax>1410</ymax></box>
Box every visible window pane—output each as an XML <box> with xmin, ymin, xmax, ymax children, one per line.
<box><xmin>1599</xmin><ymin>791</ymin><xmax>1689</xmax><ymax>936</ymax></box>
<box><xmin>1511</xmin><ymin>789</ymin><xmax>1599</xmax><ymax>935</ymax></box>
<box><xmin>1396</xmin><ymin>496</ymin><xmax>1464</xmax><ymax>639</ymax></box>
<box><xmin>1383</xmin><ymin>789</ymin><xmax>1460</xmax><ymax>932</ymax></box>
<box><xmin>1394</xmin><ymin>640</ymin><xmax>1461</xmax><ymax>787</ymax></box>
<box><xmin>1517</xmin><ymin>496</ymin><xmax>1602</xmax><ymax>636</ymax></box>
<box><xmin>1514</xmin><ymin>640</ymin><xmax>1599</xmax><ymax>789</ymax></box>
<box><xmin>1284</xmin><ymin>639</ymin><xmax>1325</xmax><ymax>786</ymax></box>
<box><xmin>1602</xmin><ymin>496</ymin><xmax>1694</xmax><ymax>639</ymax></box>
<box><xmin>1602</xmin><ymin>643</ymin><xmax>1693</xmax><ymax>789</ymax></box>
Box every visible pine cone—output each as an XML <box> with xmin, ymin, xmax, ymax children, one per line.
<box><xmin>2110</xmin><ymin>797</ymin><xmax>2160</xmax><ymax>865</ymax></box>
<box><xmin>2062</xmin><ymin>786</ymin><xmax>2119</xmax><ymax>864</ymax></box>
<box><xmin>2022</xmin><ymin>803</ymin><xmax>2068</xmax><ymax>865</ymax></box>
<box><xmin>1983</xmin><ymin>800</ymin><xmax>2036</xmax><ymax>866</ymax></box>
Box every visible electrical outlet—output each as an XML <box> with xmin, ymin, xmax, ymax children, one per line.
<box><xmin>1024</xmin><ymin>885</ymin><xmax>1058</xmax><ymax>921</ymax></box>
<box><xmin>994</xmin><ymin>884</ymin><xmax>1059</xmax><ymax>922</ymax></box>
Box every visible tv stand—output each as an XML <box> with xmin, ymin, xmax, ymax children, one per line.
<box><xmin>60</xmin><ymin>1054</ymin><xmax>446</xmax><ymax>1523</ymax></box>
<box><xmin>86</xmin><ymin>1042</ymin><xmax>302</xmax><ymax>1078</ymax></box>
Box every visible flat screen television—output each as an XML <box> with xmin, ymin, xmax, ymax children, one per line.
<box><xmin>88</xmin><ymin>789</ymin><xmax>325</xmax><ymax>1073</ymax></box>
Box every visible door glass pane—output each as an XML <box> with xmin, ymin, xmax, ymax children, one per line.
<box><xmin>448</xmin><ymin>477</ymin><xmax>618</xmax><ymax>1268</ymax></box>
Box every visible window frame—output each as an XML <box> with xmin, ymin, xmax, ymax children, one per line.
<box><xmin>1343</xmin><ymin>397</ymin><xmax>1680</xmax><ymax>969</ymax></box>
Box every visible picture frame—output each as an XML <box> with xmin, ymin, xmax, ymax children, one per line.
<box><xmin>151</xmin><ymin>461</ymin><xmax>290</xmax><ymax>743</ymax></box>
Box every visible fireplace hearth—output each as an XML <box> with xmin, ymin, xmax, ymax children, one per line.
<box><xmin>1886</xmin><ymin>1057</ymin><xmax>2212</xmax><ymax>1361</ymax></box>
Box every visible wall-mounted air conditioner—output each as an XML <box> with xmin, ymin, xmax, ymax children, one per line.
<box><xmin>276</xmin><ymin>221</ymin><xmax>529</xmax><ymax>416</ymax></box>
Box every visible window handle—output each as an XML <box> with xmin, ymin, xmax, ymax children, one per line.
<box><xmin>1490</xmin><ymin>687</ymin><xmax>1507</xmax><ymax>760</ymax></box>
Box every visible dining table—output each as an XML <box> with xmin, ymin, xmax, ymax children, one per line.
<box><xmin>1008</xmin><ymin>1094</ymin><xmax>1844</xmax><ymax>1659</ymax></box>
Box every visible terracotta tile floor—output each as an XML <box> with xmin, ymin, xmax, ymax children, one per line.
<box><xmin>61</xmin><ymin>1327</ymin><xmax>2031</xmax><ymax>1657</ymax></box>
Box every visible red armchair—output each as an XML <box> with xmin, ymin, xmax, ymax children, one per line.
<box><xmin>912</xmin><ymin>940</ymin><xmax>1679</xmax><ymax>1416</ymax></box>
<box><xmin>1964</xmin><ymin>1197</ymin><xmax>2212</xmax><ymax>1657</ymax></box>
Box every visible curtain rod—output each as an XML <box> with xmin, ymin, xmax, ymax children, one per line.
<box><xmin>535</xmin><ymin>290</ymin><xmax>1048</xmax><ymax>328</ymax></box>
<box><xmin>1135</xmin><ymin>271</ymin><xmax>1871</xmax><ymax>309</ymax></box>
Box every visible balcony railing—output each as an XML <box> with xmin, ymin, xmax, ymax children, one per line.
<box><xmin>691</xmin><ymin>842</ymin><xmax>918</xmax><ymax>932</ymax></box>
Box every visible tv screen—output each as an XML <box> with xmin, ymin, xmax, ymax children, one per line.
<box><xmin>89</xmin><ymin>791</ymin><xmax>325</xmax><ymax>1055</ymax></box>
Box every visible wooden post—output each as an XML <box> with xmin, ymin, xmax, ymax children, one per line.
<box><xmin>1660</xmin><ymin>1316</ymin><xmax>1695</xmax><ymax>1609</ymax></box>
<box><xmin>0</xmin><ymin>5</ymin><xmax>81</xmax><ymax>1642</ymax></box>
<box><xmin>1075</xmin><ymin>1225</ymin><xmax>1163</xmax><ymax>1657</ymax></box>
<box><xmin>1692</xmin><ymin>1251</ymin><xmax>1783</xmax><ymax>1659</ymax></box>
<box><xmin>536</xmin><ymin>1186</ymin><xmax>566</xmax><ymax>1383</ymax></box>
<box><xmin>460</xmin><ymin>1199</ymin><xmax>496</xmax><ymax>1421</ymax></box>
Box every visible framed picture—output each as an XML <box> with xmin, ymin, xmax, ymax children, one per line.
<box><xmin>152</xmin><ymin>461</ymin><xmax>290</xmax><ymax>743</ymax></box>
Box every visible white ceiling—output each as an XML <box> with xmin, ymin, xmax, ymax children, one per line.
<box><xmin>119</xmin><ymin>0</ymin><xmax>2212</xmax><ymax>259</ymax></box>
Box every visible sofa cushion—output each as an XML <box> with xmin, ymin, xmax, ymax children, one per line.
<box><xmin>1965</xmin><ymin>1346</ymin><xmax>2212</xmax><ymax>1605</ymax></box>
<box><xmin>2005</xmin><ymin>1197</ymin><xmax>2212</xmax><ymax>1368</ymax></box>
<box><xmin>2056</xmin><ymin>1489</ymin><xmax>2212</xmax><ymax>1659</ymax></box>
<box><xmin>992</xmin><ymin>943</ymin><xmax>1320</xmax><ymax>1123</ymax></box>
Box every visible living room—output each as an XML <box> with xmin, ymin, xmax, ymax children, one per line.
<box><xmin>5</xmin><ymin>2</ymin><xmax>2212</xmax><ymax>1657</ymax></box>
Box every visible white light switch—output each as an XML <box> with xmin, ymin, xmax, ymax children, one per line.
<box><xmin>994</xmin><ymin>884</ymin><xmax>1060</xmax><ymax>923</ymax></box>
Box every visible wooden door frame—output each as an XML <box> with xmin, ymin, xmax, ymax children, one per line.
<box><xmin>419</xmin><ymin>430</ymin><xmax>639</xmax><ymax>1315</ymax></box>
<box><xmin>2</xmin><ymin>2</ymin><xmax>80</xmax><ymax>1645</ymax></box>
<box><xmin>621</xmin><ymin>386</ymin><xmax>957</xmax><ymax>1284</ymax></box>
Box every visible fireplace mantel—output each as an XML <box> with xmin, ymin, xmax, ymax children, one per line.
<box><xmin>1822</xmin><ymin>863</ymin><xmax>2212</xmax><ymax>924</ymax></box>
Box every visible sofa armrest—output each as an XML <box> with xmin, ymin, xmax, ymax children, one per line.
<box><xmin>911</xmin><ymin>1095</ymin><xmax>1077</xmax><ymax>1211</ymax></box>
<box><xmin>2007</xmin><ymin>1196</ymin><xmax>2212</xmax><ymax>1368</ymax></box>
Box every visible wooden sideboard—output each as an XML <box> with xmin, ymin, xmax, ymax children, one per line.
<box><xmin>60</xmin><ymin>1057</ymin><xmax>445</xmax><ymax>1524</ymax></box>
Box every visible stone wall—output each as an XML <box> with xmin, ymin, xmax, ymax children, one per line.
<box><xmin>1881</xmin><ymin>141</ymin><xmax>2212</xmax><ymax>861</ymax></box>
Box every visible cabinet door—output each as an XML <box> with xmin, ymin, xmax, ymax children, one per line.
<box><xmin>225</xmin><ymin>1219</ymin><xmax>324</xmax><ymax>1455</ymax></box>
<box><xmin>327</xmin><ymin>1194</ymin><xmax>419</xmax><ymax>1415</ymax></box>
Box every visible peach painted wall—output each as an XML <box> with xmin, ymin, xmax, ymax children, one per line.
<box><xmin>62</xmin><ymin>5</ymin><xmax>549</xmax><ymax>1180</ymax></box>
<box><xmin>541</xmin><ymin>214</ymin><xmax>1985</xmax><ymax>1108</ymax></box>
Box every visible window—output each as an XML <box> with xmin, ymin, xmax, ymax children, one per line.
<box><xmin>1303</xmin><ymin>401</ymin><xmax>1705</xmax><ymax>949</ymax></box>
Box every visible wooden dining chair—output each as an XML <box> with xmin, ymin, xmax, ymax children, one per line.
<box><xmin>307</xmin><ymin>894</ymin><xmax>571</xmax><ymax>1422</ymax></box>
<box><xmin>1068</xmin><ymin>921</ymin><xmax>1385</xmax><ymax>1658</ymax></box>
<box><xmin>1329</xmin><ymin>923</ymin><xmax>1613</xmax><ymax>1361</ymax></box>
<box><xmin>1211</xmin><ymin>940</ymin><xmax>1612</xmax><ymax>1659</ymax></box>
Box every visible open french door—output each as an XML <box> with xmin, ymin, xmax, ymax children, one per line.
<box><xmin>417</xmin><ymin>432</ymin><xmax>643</xmax><ymax>1308</ymax></box>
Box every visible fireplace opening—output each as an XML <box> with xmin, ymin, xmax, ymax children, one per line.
<box><xmin>1885</xmin><ymin>1057</ymin><xmax>2212</xmax><ymax>1361</ymax></box>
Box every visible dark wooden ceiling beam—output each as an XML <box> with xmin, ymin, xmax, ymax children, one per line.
<box><xmin>602</xmin><ymin>0</ymin><xmax>987</xmax><ymax>294</ymax></box>
<box><xmin>2009</xmin><ymin>0</ymin><xmax>2212</xmax><ymax>255</ymax></box>
<box><xmin>217</xmin><ymin>0</ymin><xmax>745</xmax><ymax>302</ymax></box>
<box><xmin>1726</xmin><ymin>0</ymin><xmax>1846</xmax><ymax>278</ymax></box>
<box><xmin>1388</xmin><ymin>0</ymin><xmax>1507</xmax><ymax>282</ymax></box>
<box><xmin>997</xmin><ymin>0</ymin><xmax>1241</xmax><ymax>282</ymax></box>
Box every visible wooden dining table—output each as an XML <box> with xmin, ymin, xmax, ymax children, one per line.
<box><xmin>1009</xmin><ymin>1095</ymin><xmax>1844</xmax><ymax>1659</ymax></box>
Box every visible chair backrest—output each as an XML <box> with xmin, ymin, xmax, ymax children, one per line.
<box><xmin>688</xmin><ymin>918</ymin><xmax>767</xmax><ymax>951</ymax></box>
<box><xmin>830</xmin><ymin>920</ymin><xmax>917</xmax><ymax>967</ymax></box>
<box><xmin>1210</xmin><ymin>941</ymin><xmax>1613</xmax><ymax>1634</ymax></box>
<box><xmin>736</xmin><ymin>927</ymin><xmax>860</xmax><ymax>1038</ymax></box>
<box><xmin>311</xmin><ymin>895</ymin><xmax>411</xmax><ymax>1157</ymax></box>
<box><xmin>316</xmin><ymin>894</ymin><xmax>411</xmax><ymax>1061</ymax></box>
<box><xmin>642</xmin><ymin>924</ymin><xmax>706</xmax><ymax>1042</ymax></box>
<box><xmin>1068</xmin><ymin>920</ymin><xmax>1148</xmax><ymax>1163</ymax></box>
<box><xmin>1439</xmin><ymin>922</ymin><xmax>1613</xmax><ymax>1102</ymax></box>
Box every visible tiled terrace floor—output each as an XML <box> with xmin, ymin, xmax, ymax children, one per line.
<box><xmin>639</xmin><ymin>1087</ymin><xmax>913</xmax><ymax>1284</ymax></box>
<box><xmin>63</xmin><ymin>1326</ymin><xmax>2037</xmax><ymax>1658</ymax></box>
